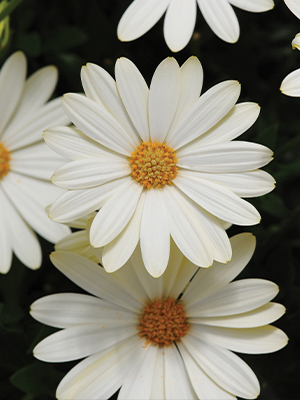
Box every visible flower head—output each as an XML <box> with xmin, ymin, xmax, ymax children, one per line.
<box><xmin>0</xmin><ymin>51</ymin><xmax>71</xmax><ymax>273</ymax></box>
<box><xmin>117</xmin><ymin>0</ymin><xmax>274</xmax><ymax>52</ymax></box>
<box><xmin>31</xmin><ymin>233</ymin><xmax>288</xmax><ymax>400</ymax></box>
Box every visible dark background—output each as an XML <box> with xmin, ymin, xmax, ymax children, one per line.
<box><xmin>0</xmin><ymin>0</ymin><xmax>299</xmax><ymax>398</ymax></box>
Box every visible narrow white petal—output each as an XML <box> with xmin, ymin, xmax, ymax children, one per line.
<box><xmin>149</xmin><ymin>58</ymin><xmax>181</xmax><ymax>143</ymax></box>
<box><xmin>163</xmin><ymin>185</ymin><xmax>213</xmax><ymax>267</ymax></box>
<box><xmin>292</xmin><ymin>33</ymin><xmax>300</xmax><ymax>50</ymax></box>
<box><xmin>0</xmin><ymin>52</ymin><xmax>26</xmax><ymax>137</ymax></box>
<box><xmin>190</xmin><ymin>324</ymin><xmax>288</xmax><ymax>354</ymax></box>
<box><xmin>62</xmin><ymin>93</ymin><xmax>136</xmax><ymax>156</ymax></box>
<box><xmin>167</xmin><ymin>57</ymin><xmax>203</xmax><ymax>138</ymax></box>
<box><xmin>167</xmin><ymin>80</ymin><xmax>241</xmax><ymax>150</ymax></box>
<box><xmin>56</xmin><ymin>336</ymin><xmax>139</xmax><ymax>400</ymax></box>
<box><xmin>189</xmin><ymin>302</ymin><xmax>286</xmax><ymax>328</ymax></box>
<box><xmin>164</xmin><ymin>0</ymin><xmax>197</xmax><ymax>52</ymax></box>
<box><xmin>49</xmin><ymin>177</ymin><xmax>128</xmax><ymax>223</ymax></box>
<box><xmin>229</xmin><ymin>0</ymin><xmax>274</xmax><ymax>12</ymax></box>
<box><xmin>31</xmin><ymin>293</ymin><xmax>138</xmax><ymax>329</ymax></box>
<box><xmin>50</xmin><ymin>251</ymin><xmax>143</xmax><ymax>312</ymax></box>
<box><xmin>54</xmin><ymin>230</ymin><xmax>97</xmax><ymax>262</ymax></box>
<box><xmin>197</xmin><ymin>0</ymin><xmax>240</xmax><ymax>43</ymax></box>
<box><xmin>284</xmin><ymin>0</ymin><xmax>300</xmax><ymax>19</ymax></box>
<box><xmin>186</xmin><ymin>279</ymin><xmax>279</xmax><ymax>317</ymax></box>
<box><xmin>90</xmin><ymin>180</ymin><xmax>143</xmax><ymax>247</ymax></box>
<box><xmin>0</xmin><ymin>188</ymin><xmax>13</xmax><ymax>273</ymax></box>
<box><xmin>182</xmin><ymin>335</ymin><xmax>260</xmax><ymax>399</ymax></box>
<box><xmin>178</xmin><ymin>342</ymin><xmax>236</xmax><ymax>399</ymax></box>
<box><xmin>1</xmin><ymin>172</ymin><xmax>70</xmax><ymax>243</ymax></box>
<box><xmin>118</xmin><ymin>344</ymin><xmax>158</xmax><ymax>399</ymax></box>
<box><xmin>115</xmin><ymin>57</ymin><xmax>150</xmax><ymax>142</ymax></box>
<box><xmin>117</xmin><ymin>0</ymin><xmax>170</xmax><ymax>41</ymax></box>
<box><xmin>150</xmin><ymin>348</ymin><xmax>165</xmax><ymax>399</ymax></box>
<box><xmin>81</xmin><ymin>63</ymin><xmax>140</xmax><ymax>146</ymax></box>
<box><xmin>183</xmin><ymin>233</ymin><xmax>256</xmax><ymax>306</ymax></box>
<box><xmin>164</xmin><ymin>345</ymin><xmax>197</xmax><ymax>399</ymax></box>
<box><xmin>280</xmin><ymin>68</ymin><xmax>300</xmax><ymax>97</ymax></box>
<box><xmin>140</xmin><ymin>190</ymin><xmax>170</xmax><ymax>277</ymax></box>
<box><xmin>102</xmin><ymin>191</ymin><xmax>146</xmax><ymax>273</ymax></box>
<box><xmin>174</xmin><ymin>174</ymin><xmax>261</xmax><ymax>225</ymax></box>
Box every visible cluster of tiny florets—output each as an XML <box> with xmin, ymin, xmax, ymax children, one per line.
<box><xmin>129</xmin><ymin>141</ymin><xmax>178</xmax><ymax>189</ymax></box>
<box><xmin>0</xmin><ymin>143</ymin><xmax>10</xmax><ymax>179</ymax></box>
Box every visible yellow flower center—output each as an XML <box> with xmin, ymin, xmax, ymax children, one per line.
<box><xmin>0</xmin><ymin>143</ymin><xmax>10</xmax><ymax>179</ymax></box>
<box><xmin>129</xmin><ymin>141</ymin><xmax>178</xmax><ymax>189</ymax></box>
<box><xmin>138</xmin><ymin>298</ymin><xmax>189</xmax><ymax>347</ymax></box>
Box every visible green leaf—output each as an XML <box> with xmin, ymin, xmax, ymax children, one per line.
<box><xmin>254</xmin><ymin>192</ymin><xmax>289</xmax><ymax>219</ymax></box>
<box><xmin>44</xmin><ymin>25</ymin><xmax>88</xmax><ymax>52</ymax></box>
<box><xmin>15</xmin><ymin>32</ymin><xmax>41</xmax><ymax>56</ymax></box>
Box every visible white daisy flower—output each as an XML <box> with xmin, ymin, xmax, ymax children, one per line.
<box><xmin>0</xmin><ymin>51</ymin><xmax>71</xmax><ymax>273</ymax></box>
<box><xmin>30</xmin><ymin>233</ymin><xmax>288</xmax><ymax>400</ymax></box>
<box><xmin>117</xmin><ymin>0</ymin><xmax>274</xmax><ymax>52</ymax></box>
<box><xmin>280</xmin><ymin>34</ymin><xmax>300</xmax><ymax>96</ymax></box>
<box><xmin>45</xmin><ymin>56</ymin><xmax>275</xmax><ymax>277</ymax></box>
<box><xmin>284</xmin><ymin>0</ymin><xmax>300</xmax><ymax>19</ymax></box>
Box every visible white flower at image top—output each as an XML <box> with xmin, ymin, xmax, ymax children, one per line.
<box><xmin>45</xmin><ymin>56</ymin><xmax>275</xmax><ymax>277</ymax></box>
<box><xmin>280</xmin><ymin>33</ymin><xmax>300</xmax><ymax>96</ymax></box>
<box><xmin>117</xmin><ymin>0</ymin><xmax>274</xmax><ymax>52</ymax></box>
<box><xmin>284</xmin><ymin>0</ymin><xmax>300</xmax><ymax>19</ymax></box>
<box><xmin>30</xmin><ymin>233</ymin><xmax>288</xmax><ymax>400</ymax></box>
<box><xmin>0</xmin><ymin>51</ymin><xmax>71</xmax><ymax>274</ymax></box>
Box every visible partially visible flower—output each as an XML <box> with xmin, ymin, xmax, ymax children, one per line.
<box><xmin>0</xmin><ymin>51</ymin><xmax>71</xmax><ymax>273</ymax></box>
<box><xmin>45</xmin><ymin>56</ymin><xmax>274</xmax><ymax>277</ymax></box>
<box><xmin>117</xmin><ymin>0</ymin><xmax>274</xmax><ymax>52</ymax></box>
<box><xmin>284</xmin><ymin>0</ymin><xmax>300</xmax><ymax>19</ymax></box>
<box><xmin>31</xmin><ymin>233</ymin><xmax>288</xmax><ymax>400</ymax></box>
<box><xmin>292</xmin><ymin>32</ymin><xmax>300</xmax><ymax>50</ymax></box>
<box><xmin>280</xmin><ymin>33</ymin><xmax>300</xmax><ymax>96</ymax></box>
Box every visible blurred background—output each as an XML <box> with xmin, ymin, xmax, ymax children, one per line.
<box><xmin>0</xmin><ymin>0</ymin><xmax>299</xmax><ymax>398</ymax></box>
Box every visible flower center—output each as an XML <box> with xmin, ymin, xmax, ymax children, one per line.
<box><xmin>0</xmin><ymin>143</ymin><xmax>10</xmax><ymax>179</ymax></box>
<box><xmin>138</xmin><ymin>298</ymin><xmax>189</xmax><ymax>347</ymax></box>
<box><xmin>129</xmin><ymin>141</ymin><xmax>178</xmax><ymax>189</ymax></box>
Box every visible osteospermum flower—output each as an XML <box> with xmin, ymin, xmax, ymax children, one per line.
<box><xmin>280</xmin><ymin>33</ymin><xmax>300</xmax><ymax>96</ymax></box>
<box><xmin>45</xmin><ymin>56</ymin><xmax>274</xmax><ymax>277</ymax></box>
<box><xmin>284</xmin><ymin>0</ymin><xmax>300</xmax><ymax>19</ymax></box>
<box><xmin>0</xmin><ymin>51</ymin><xmax>71</xmax><ymax>273</ymax></box>
<box><xmin>30</xmin><ymin>233</ymin><xmax>288</xmax><ymax>400</ymax></box>
<box><xmin>117</xmin><ymin>0</ymin><xmax>274</xmax><ymax>52</ymax></box>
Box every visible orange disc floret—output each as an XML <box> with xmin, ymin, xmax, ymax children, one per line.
<box><xmin>0</xmin><ymin>143</ymin><xmax>10</xmax><ymax>179</ymax></box>
<box><xmin>129</xmin><ymin>141</ymin><xmax>178</xmax><ymax>189</ymax></box>
<box><xmin>138</xmin><ymin>298</ymin><xmax>189</xmax><ymax>347</ymax></box>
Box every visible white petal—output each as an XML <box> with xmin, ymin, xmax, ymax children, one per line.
<box><xmin>178</xmin><ymin>342</ymin><xmax>236</xmax><ymax>399</ymax></box>
<box><xmin>197</xmin><ymin>0</ymin><xmax>240</xmax><ymax>43</ymax></box>
<box><xmin>183</xmin><ymin>232</ymin><xmax>256</xmax><ymax>306</ymax></box>
<box><xmin>118</xmin><ymin>343</ymin><xmax>158</xmax><ymax>400</ymax></box>
<box><xmin>174</xmin><ymin>174</ymin><xmax>261</xmax><ymax>225</ymax></box>
<box><xmin>102</xmin><ymin>191</ymin><xmax>146</xmax><ymax>273</ymax></box>
<box><xmin>167</xmin><ymin>80</ymin><xmax>241</xmax><ymax>150</ymax></box>
<box><xmin>30</xmin><ymin>293</ymin><xmax>138</xmax><ymax>329</ymax></box>
<box><xmin>140</xmin><ymin>189</ymin><xmax>170</xmax><ymax>277</ymax></box>
<box><xmin>81</xmin><ymin>63</ymin><xmax>140</xmax><ymax>146</ymax></box>
<box><xmin>186</xmin><ymin>279</ymin><xmax>279</xmax><ymax>317</ymax></box>
<box><xmin>3</xmin><ymin>97</ymin><xmax>70</xmax><ymax>151</ymax></box>
<box><xmin>164</xmin><ymin>345</ymin><xmax>197</xmax><ymax>399</ymax></box>
<box><xmin>0</xmin><ymin>52</ymin><xmax>26</xmax><ymax>137</ymax></box>
<box><xmin>54</xmin><ymin>230</ymin><xmax>97</xmax><ymax>262</ymax></box>
<box><xmin>229</xmin><ymin>0</ymin><xmax>274</xmax><ymax>12</ymax></box>
<box><xmin>115</xmin><ymin>57</ymin><xmax>150</xmax><ymax>142</ymax></box>
<box><xmin>189</xmin><ymin>324</ymin><xmax>288</xmax><ymax>354</ymax></box>
<box><xmin>150</xmin><ymin>348</ymin><xmax>165</xmax><ymax>399</ymax></box>
<box><xmin>0</xmin><ymin>188</ymin><xmax>13</xmax><ymax>273</ymax></box>
<box><xmin>10</xmin><ymin>141</ymin><xmax>66</xmax><ymax>180</ymax></box>
<box><xmin>163</xmin><ymin>185</ymin><xmax>213</xmax><ymax>267</ymax></box>
<box><xmin>280</xmin><ymin>68</ymin><xmax>300</xmax><ymax>97</ymax></box>
<box><xmin>56</xmin><ymin>336</ymin><xmax>139</xmax><ymax>400</ymax></box>
<box><xmin>182</xmin><ymin>335</ymin><xmax>260</xmax><ymax>399</ymax></box>
<box><xmin>284</xmin><ymin>0</ymin><xmax>300</xmax><ymax>19</ymax></box>
<box><xmin>49</xmin><ymin>177</ymin><xmax>128</xmax><ymax>223</ymax></box>
<box><xmin>1</xmin><ymin>172</ymin><xmax>70</xmax><ymax>243</ymax></box>
<box><xmin>62</xmin><ymin>93</ymin><xmax>136</xmax><ymax>156</ymax></box>
<box><xmin>164</xmin><ymin>0</ymin><xmax>197</xmax><ymax>52</ymax></box>
<box><xmin>90</xmin><ymin>180</ymin><xmax>143</xmax><ymax>247</ymax></box>
<box><xmin>50</xmin><ymin>251</ymin><xmax>143</xmax><ymax>312</ymax></box>
<box><xmin>117</xmin><ymin>0</ymin><xmax>170</xmax><ymax>41</ymax></box>
<box><xmin>148</xmin><ymin>58</ymin><xmax>181</xmax><ymax>143</ymax></box>
<box><xmin>52</xmin><ymin>158</ymin><xmax>129</xmax><ymax>189</ymax></box>
<box><xmin>189</xmin><ymin>302</ymin><xmax>286</xmax><ymax>328</ymax></box>
<box><xmin>292</xmin><ymin>33</ymin><xmax>300</xmax><ymax>50</ymax></box>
